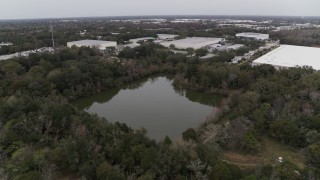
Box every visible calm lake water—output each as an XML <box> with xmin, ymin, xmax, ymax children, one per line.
<box><xmin>73</xmin><ymin>76</ymin><xmax>221</xmax><ymax>141</ymax></box>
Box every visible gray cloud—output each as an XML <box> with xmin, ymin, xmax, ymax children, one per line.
<box><xmin>0</xmin><ymin>0</ymin><xmax>319</xmax><ymax>19</ymax></box>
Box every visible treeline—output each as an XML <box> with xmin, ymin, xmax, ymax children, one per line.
<box><xmin>271</xmin><ymin>29</ymin><xmax>320</xmax><ymax>46</ymax></box>
<box><xmin>0</xmin><ymin>45</ymin><xmax>175</xmax><ymax>101</ymax></box>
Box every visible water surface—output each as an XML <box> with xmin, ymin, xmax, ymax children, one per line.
<box><xmin>73</xmin><ymin>76</ymin><xmax>221</xmax><ymax>141</ymax></box>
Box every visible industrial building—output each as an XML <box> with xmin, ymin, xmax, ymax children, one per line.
<box><xmin>236</xmin><ymin>32</ymin><xmax>269</xmax><ymax>40</ymax></box>
<box><xmin>160</xmin><ymin>37</ymin><xmax>223</xmax><ymax>49</ymax></box>
<box><xmin>252</xmin><ymin>45</ymin><xmax>320</xmax><ymax>70</ymax></box>
<box><xmin>67</xmin><ymin>40</ymin><xmax>117</xmax><ymax>50</ymax></box>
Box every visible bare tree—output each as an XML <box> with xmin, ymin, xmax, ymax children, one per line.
<box><xmin>187</xmin><ymin>159</ymin><xmax>208</xmax><ymax>179</ymax></box>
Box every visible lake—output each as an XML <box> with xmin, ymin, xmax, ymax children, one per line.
<box><xmin>73</xmin><ymin>76</ymin><xmax>221</xmax><ymax>141</ymax></box>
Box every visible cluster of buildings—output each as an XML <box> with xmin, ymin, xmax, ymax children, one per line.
<box><xmin>217</xmin><ymin>23</ymin><xmax>274</xmax><ymax>30</ymax></box>
<box><xmin>215</xmin><ymin>19</ymin><xmax>320</xmax><ymax>32</ymax></box>
<box><xmin>157</xmin><ymin>32</ymin><xmax>269</xmax><ymax>54</ymax></box>
<box><xmin>67</xmin><ymin>34</ymin><xmax>320</xmax><ymax>71</ymax></box>
<box><xmin>170</xmin><ymin>19</ymin><xmax>202</xmax><ymax>23</ymax></box>
<box><xmin>215</xmin><ymin>19</ymin><xmax>274</xmax><ymax>30</ymax></box>
<box><xmin>106</xmin><ymin>18</ymin><xmax>320</xmax><ymax>32</ymax></box>
<box><xmin>66</xmin><ymin>34</ymin><xmax>180</xmax><ymax>52</ymax></box>
<box><xmin>274</xmin><ymin>23</ymin><xmax>320</xmax><ymax>31</ymax></box>
<box><xmin>110</xmin><ymin>19</ymin><xmax>167</xmax><ymax>25</ymax></box>
<box><xmin>66</xmin><ymin>33</ymin><xmax>180</xmax><ymax>52</ymax></box>
<box><xmin>66</xmin><ymin>32</ymin><xmax>271</xmax><ymax>61</ymax></box>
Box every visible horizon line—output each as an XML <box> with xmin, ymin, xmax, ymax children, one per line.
<box><xmin>1</xmin><ymin>14</ymin><xmax>320</xmax><ymax>21</ymax></box>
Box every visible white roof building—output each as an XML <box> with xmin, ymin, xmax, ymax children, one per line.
<box><xmin>200</xmin><ymin>54</ymin><xmax>215</xmax><ymax>59</ymax></box>
<box><xmin>234</xmin><ymin>24</ymin><xmax>258</xmax><ymax>29</ymax></box>
<box><xmin>253</xmin><ymin>45</ymin><xmax>320</xmax><ymax>70</ymax></box>
<box><xmin>116</xmin><ymin>43</ymin><xmax>141</xmax><ymax>52</ymax></box>
<box><xmin>0</xmin><ymin>42</ymin><xmax>13</xmax><ymax>47</ymax></box>
<box><xmin>227</xmin><ymin>44</ymin><xmax>245</xmax><ymax>50</ymax></box>
<box><xmin>129</xmin><ymin>37</ymin><xmax>155</xmax><ymax>44</ymax></box>
<box><xmin>236</xmin><ymin>32</ymin><xmax>269</xmax><ymax>40</ymax></box>
<box><xmin>160</xmin><ymin>37</ymin><xmax>223</xmax><ymax>49</ymax></box>
<box><xmin>0</xmin><ymin>47</ymin><xmax>54</xmax><ymax>61</ymax></box>
<box><xmin>67</xmin><ymin>40</ymin><xmax>117</xmax><ymax>50</ymax></box>
<box><xmin>157</xmin><ymin>34</ymin><xmax>178</xmax><ymax>41</ymax></box>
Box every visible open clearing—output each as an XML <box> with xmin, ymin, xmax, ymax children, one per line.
<box><xmin>222</xmin><ymin>137</ymin><xmax>306</xmax><ymax>170</ymax></box>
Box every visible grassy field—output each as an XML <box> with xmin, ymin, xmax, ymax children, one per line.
<box><xmin>222</xmin><ymin>136</ymin><xmax>306</xmax><ymax>170</ymax></box>
<box><xmin>259</xmin><ymin>137</ymin><xmax>306</xmax><ymax>169</ymax></box>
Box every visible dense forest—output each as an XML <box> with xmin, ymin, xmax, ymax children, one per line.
<box><xmin>271</xmin><ymin>29</ymin><xmax>320</xmax><ymax>47</ymax></box>
<box><xmin>0</xmin><ymin>40</ymin><xmax>320</xmax><ymax>179</ymax></box>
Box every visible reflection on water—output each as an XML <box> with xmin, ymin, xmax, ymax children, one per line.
<box><xmin>185</xmin><ymin>90</ymin><xmax>221</xmax><ymax>107</ymax></box>
<box><xmin>73</xmin><ymin>88</ymin><xmax>120</xmax><ymax>110</ymax></box>
<box><xmin>73</xmin><ymin>76</ymin><xmax>221</xmax><ymax>141</ymax></box>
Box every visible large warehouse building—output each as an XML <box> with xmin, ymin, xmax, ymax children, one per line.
<box><xmin>160</xmin><ymin>37</ymin><xmax>223</xmax><ymax>49</ymax></box>
<box><xmin>67</xmin><ymin>40</ymin><xmax>117</xmax><ymax>50</ymax></box>
<box><xmin>236</xmin><ymin>32</ymin><xmax>269</xmax><ymax>40</ymax></box>
<box><xmin>253</xmin><ymin>45</ymin><xmax>320</xmax><ymax>70</ymax></box>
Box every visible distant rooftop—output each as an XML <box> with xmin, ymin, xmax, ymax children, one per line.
<box><xmin>67</xmin><ymin>40</ymin><xmax>115</xmax><ymax>46</ymax></box>
<box><xmin>0</xmin><ymin>42</ymin><xmax>13</xmax><ymax>46</ymax></box>
<box><xmin>237</xmin><ymin>32</ymin><xmax>267</xmax><ymax>36</ymax></box>
<box><xmin>236</xmin><ymin>32</ymin><xmax>269</xmax><ymax>40</ymax></box>
<box><xmin>157</xmin><ymin>34</ymin><xmax>178</xmax><ymax>40</ymax></box>
<box><xmin>227</xmin><ymin>44</ymin><xmax>245</xmax><ymax>50</ymax></box>
<box><xmin>0</xmin><ymin>47</ymin><xmax>54</xmax><ymax>61</ymax></box>
<box><xmin>253</xmin><ymin>45</ymin><xmax>320</xmax><ymax>70</ymax></box>
<box><xmin>160</xmin><ymin>37</ymin><xmax>223</xmax><ymax>49</ymax></box>
<box><xmin>129</xmin><ymin>37</ymin><xmax>155</xmax><ymax>43</ymax></box>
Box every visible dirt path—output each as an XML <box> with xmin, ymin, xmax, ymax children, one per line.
<box><xmin>222</xmin><ymin>151</ymin><xmax>260</xmax><ymax>170</ymax></box>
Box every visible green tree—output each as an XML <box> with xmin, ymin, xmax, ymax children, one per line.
<box><xmin>270</xmin><ymin>119</ymin><xmax>302</xmax><ymax>146</ymax></box>
<box><xmin>96</xmin><ymin>162</ymin><xmax>125</xmax><ymax>180</ymax></box>
<box><xmin>209</xmin><ymin>161</ymin><xmax>232</xmax><ymax>180</ymax></box>
<box><xmin>307</xmin><ymin>142</ymin><xmax>320</xmax><ymax>168</ymax></box>
<box><xmin>195</xmin><ymin>48</ymin><xmax>208</xmax><ymax>56</ymax></box>
<box><xmin>240</xmin><ymin>130</ymin><xmax>260</xmax><ymax>153</ymax></box>
<box><xmin>182</xmin><ymin>128</ymin><xmax>198</xmax><ymax>142</ymax></box>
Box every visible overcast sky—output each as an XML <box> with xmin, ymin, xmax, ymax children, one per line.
<box><xmin>0</xmin><ymin>0</ymin><xmax>319</xmax><ymax>19</ymax></box>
